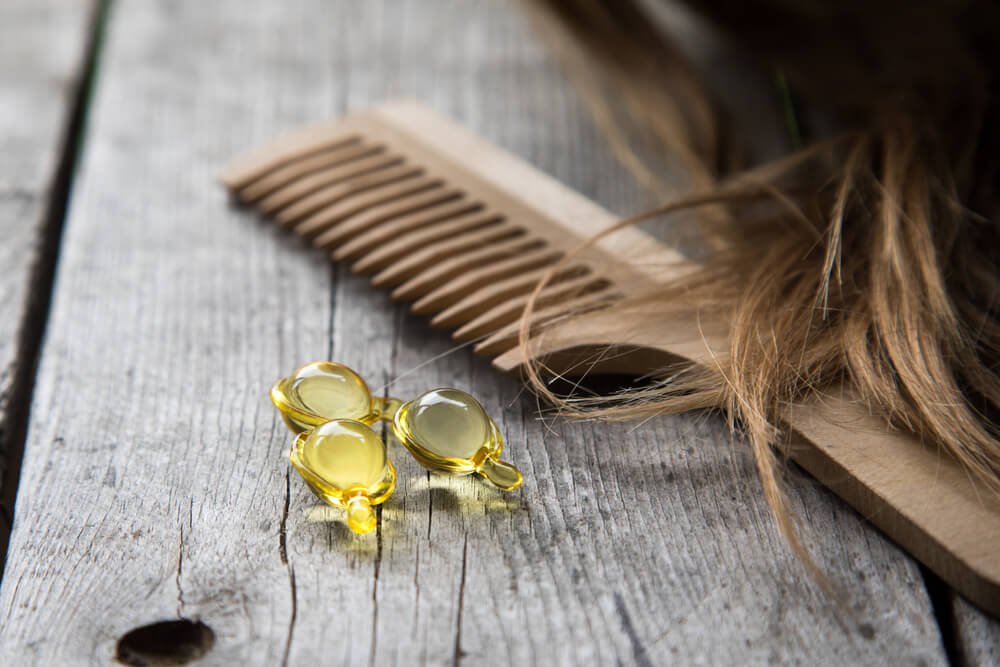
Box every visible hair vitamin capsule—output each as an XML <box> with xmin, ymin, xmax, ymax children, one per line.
<box><xmin>393</xmin><ymin>388</ymin><xmax>523</xmax><ymax>490</ymax></box>
<box><xmin>271</xmin><ymin>361</ymin><xmax>383</xmax><ymax>433</ymax></box>
<box><xmin>289</xmin><ymin>419</ymin><xmax>396</xmax><ymax>534</ymax></box>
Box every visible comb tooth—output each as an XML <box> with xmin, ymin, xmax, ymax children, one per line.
<box><xmin>323</xmin><ymin>187</ymin><xmax>464</xmax><ymax>254</ymax></box>
<box><xmin>222</xmin><ymin>134</ymin><xmax>361</xmax><ymax>190</ymax></box>
<box><xmin>380</xmin><ymin>233</ymin><xmax>537</xmax><ymax>294</ymax></box>
<box><xmin>410</xmin><ymin>248</ymin><xmax>563</xmax><ymax>315</ymax></box>
<box><xmin>427</xmin><ymin>266</ymin><xmax>588</xmax><ymax>329</ymax></box>
<box><xmin>473</xmin><ymin>290</ymin><xmax>621</xmax><ymax>357</ymax></box>
<box><xmin>451</xmin><ymin>277</ymin><xmax>610</xmax><ymax>342</ymax></box>
<box><xmin>290</xmin><ymin>174</ymin><xmax>439</xmax><ymax>239</ymax></box>
<box><xmin>274</xmin><ymin>164</ymin><xmax>422</xmax><ymax>226</ymax></box>
<box><xmin>352</xmin><ymin>210</ymin><xmax>500</xmax><ymax>275</ymax></box>
<box><xmin>302</xmin><ymin>178</ymin><xmax>446</xmax><ymax>246</ymax></box>
<box><xmin>338</xmin><ymin>202</ymin><xmax>488</xmax><ymax>267</ymax></box>
<box><xmin>255</xmin><ymin>152</ymin><xmax>401</xmax><ymax>214</ymax></box>
<box><xmin>237</xmin><ymin>142</ymin><xmax>383</xmax><ymax>203</ymax></box>
<box><xmin>373</xmin><ymin>227</ymin><xmax>528</xmax><ymax>290</ymax></box>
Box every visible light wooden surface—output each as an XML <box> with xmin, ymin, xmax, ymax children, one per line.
<box><xmin>222</xmin><ymin>99</ymin><xmax>1000</xmax><ymax>615</ymax></box>
<box><xmin>0</xmin><ymin>0</ymin><xmax>997</xmax><ymax>665</ymax></box>
<box><xmin>0</xmin><ymin>0</ymin><xmax>97</xmax><ymax>547</ymax></box>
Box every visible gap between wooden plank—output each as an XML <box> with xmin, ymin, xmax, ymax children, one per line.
<box><xmin>921</xmin><ymin>565</ymin><xmax>963</xmax><ymax>666</ymax></box>
<box><xmin>0</xmin><ymin>0</ymin><xmax>109</xmax><ymax>570</ymax></box>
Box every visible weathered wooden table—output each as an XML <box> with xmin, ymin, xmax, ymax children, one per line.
<box><xmin>1</xmin><ymin>1</ymin><xmax>998</xmax><ymax>665</ymax></box>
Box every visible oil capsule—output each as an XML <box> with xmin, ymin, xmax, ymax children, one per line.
<box><xmin>271</xmin><ymin>361</ymin><xmax>385</xmax><ymax>433</ymax></box>
<box><xmin>393</xmin><ymin>388</ymin><xmax>523</xmax><ymax>490</ymax></box>
<box><xmin>289</xmin><ymin>419</ymin><xmax>396</xmax><ymax>534</ymax></box>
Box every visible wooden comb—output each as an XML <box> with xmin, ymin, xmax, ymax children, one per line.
<box><xmin>222</xmin><ymin>99</ymin><xmax>1000</xmax><ymax>616</ymax></box>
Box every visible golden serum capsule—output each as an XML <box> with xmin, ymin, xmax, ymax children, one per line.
<box><xmin>393</xmin><ymin>389</ymin><xmax>523</xmax><ymax>490</ymax></box>
<box><xmin>271</xmin><ymin>361</ymin><xmax>382</xmax><ymax>433</ymax></box>
<box><xmin>289</xmin><ymin>419</ymin><xmax>396</xmax><ymax>534</ymax></box>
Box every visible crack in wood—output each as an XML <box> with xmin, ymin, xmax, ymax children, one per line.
<box><xmin>279</xmin><ymin>469</ymin><xmax>290</xmax><ymax>566</ymax></box>
<box><xmin>279</xmin><ymin>468</ymin><xmax>297</xmax><ymax>666</ymax></box>
<box><xmin>281</xmin><ymin>565</ymin><xmax>297</xmax><ymax>667</ymax></box>
<box><xmin>427</xmin><ymin>471</ymin><xmax>433</xmax><ymax>540</ymax></box>
<box><xmin>175</xmin><ymin>524</ymin><xmax>185</xmax><ymax>618</ymax></box>
<box><xmin>614</xmin><ymin>592</ymin><xmax>652</xmax><ymax>667</ymax></box>
<box><xmin>452</xmin><ymin>533</ymin><xmax>469</xmax><ymax>667</ymax></box>
<box><xmin>369</xmin><ymin>505</ymin><xmax>384</xmax><ymax>667</ymax></box>
<box><xmin>921</xmin><ymin>565</ymin><xmax>963</xmax><ymax>667</ymax></box>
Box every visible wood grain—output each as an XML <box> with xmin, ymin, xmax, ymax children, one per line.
<box><xmin>0</xmin><ymin>0</ymin><xmax>97</xmax><ymax>544</ymax></box>
<box><xmin>0</xmin><ymin>0</ymin><xmax>957</xmax><ymax>664</ymax></box>
<box><xmin>954</xmin><ymin>595</ymin><xmax>1000</xmax><ymax>666</ymax></box>
<box><xmin>221</xmin><ymin>99</ymin><xmax>1000</xmax><ymax>615</ymax></box>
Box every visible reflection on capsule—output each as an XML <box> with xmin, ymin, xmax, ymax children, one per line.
<box><xmin>271</xmin><ymin>361</ymin><xmax>379</xmax><ymax>433</ymax></box>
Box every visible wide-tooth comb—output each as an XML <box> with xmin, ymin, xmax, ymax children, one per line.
<box><xmin>222</xmin><ymin>99</ymin><xmax>1000</xmax><ymax>616</ymax></box>
<box><xmin>221</xmin><ymin>100</ymin><xmax>678</xmax><ymax>352</ymax></box>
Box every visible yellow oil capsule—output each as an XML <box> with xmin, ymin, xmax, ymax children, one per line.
<box><xmin>289</xmin><ymin>419</ymin><xmax>396</xmax><ymax>534</ymax></box>
<box><xmin>393</xmin><ymin>388</ymin><xmax>523</xmax><ymax>491</ymax></box>
<box><xmin>271</xmin><ymin>361</ymin><xmax>383</xmax><ymax>433</ymax></box>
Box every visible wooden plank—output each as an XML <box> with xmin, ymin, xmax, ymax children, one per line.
<box><xmin>953</xmin><ymin>596</ymin><xmax>1000</xmax><ymax>666</ymax></box>
<box><xmin>0</xmin><ymin>0</ymin><xmax>97</xmax><ymax>544</ymax></box>
<box><xmin>0</xmin><ymin>0</ymin><xmax>952</xmax><ymax>664</ymax></box>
